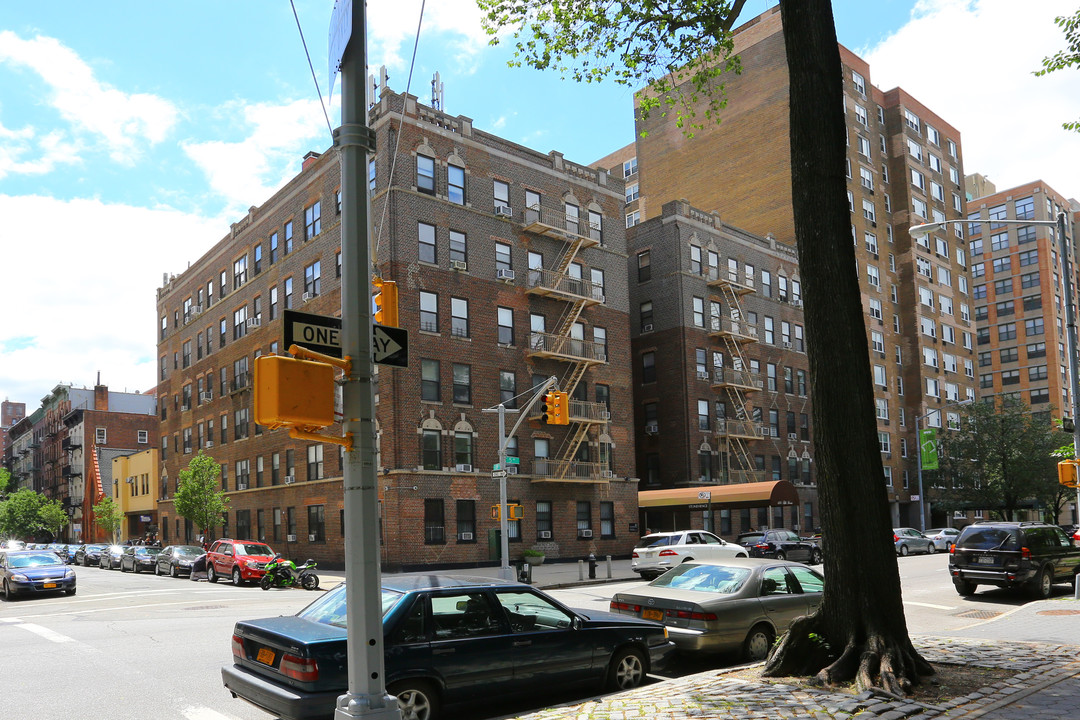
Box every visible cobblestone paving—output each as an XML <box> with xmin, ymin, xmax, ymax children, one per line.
<box><xmin>507</xmin><ymin>637</ymin><xmax>1080</xmax><ymax>720</ymax></box>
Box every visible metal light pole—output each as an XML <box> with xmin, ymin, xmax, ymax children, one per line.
<box><xmin>915</xmin><ymin>398</ymin><xmax>972</xmax><ymax>532</ymax></box>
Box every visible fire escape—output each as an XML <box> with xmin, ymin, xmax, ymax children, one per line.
<box><xmin>708</xmin><ymin>267</ymin><xmax>764</xmax><ymax>484</ymax></box>
<box><xmin>523</xmin><ymin>204</ymin><xmax>611</xmax><ymax>483</ymax></box>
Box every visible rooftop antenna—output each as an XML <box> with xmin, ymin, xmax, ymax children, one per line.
<box><xmin>431</xmin><ymin>71</ymin><xmax>444</xmax><ymax>111</ymax></box>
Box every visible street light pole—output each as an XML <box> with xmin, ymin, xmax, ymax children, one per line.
<box><xmin>915</xmin><ymin>398</ymin><xmax>972</xmax><ymax>532</ymax></box>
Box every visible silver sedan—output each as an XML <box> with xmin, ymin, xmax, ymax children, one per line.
<box><xmin>609</xmin><ymin>558</ymin><xmax>823</xmax><ymax>661</ymax></box>
<box><xmin>924</xmin><ymin>527</ymin><xmax>961</xmax><ymax>551</ymax></box>
<box><xmin>893</xmin><ymin>527</ymin><xmax>936</xmax><ymax>556</ymax></box>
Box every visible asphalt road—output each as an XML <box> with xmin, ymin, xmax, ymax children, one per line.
<box><xmin>2</xmin><ymin>552</ymin><xmax>1070</xmax><ymax>720</ymax></box>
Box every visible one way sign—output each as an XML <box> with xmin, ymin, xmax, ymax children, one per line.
<box><xmin>373</xmin><ymin>324</ymin><xmax>408</xmax><ymax>368</ymax></box>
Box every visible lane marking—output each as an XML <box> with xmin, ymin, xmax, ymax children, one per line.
<box><xmin>7</xmin><ymin>620</ymin><xmax>75</xmax><ymax>643</ymax></box>
<box><xmin>183</xmin><ymin>706</ymin><xmax>238</xmax><ymax>720</ymax></box>
<box><xmin>904</xmin><ymin>601</ymin><xmax>956</xmax><ymax>610</ymax></box>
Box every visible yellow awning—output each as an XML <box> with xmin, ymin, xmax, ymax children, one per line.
<box><xmin>638</xmin><ymin>480</ymin><xmax>801</xmax><ymax>509</ymax></box>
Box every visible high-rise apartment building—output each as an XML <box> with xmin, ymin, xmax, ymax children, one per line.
<box><xmin>155</xmin><ymin>86</ymin><xmax>638</xmax><ymax>570</ymax></box>
<box><xmin>599</xmin><ymin>6</ymin><xmax>976</xmax><ymax>528</ymax></box>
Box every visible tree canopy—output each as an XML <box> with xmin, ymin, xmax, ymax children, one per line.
<box><xmin>1036</xmin><ymin>8</ymin><xmax>1080</xmax><ymax>131</ymax></box>
<box><xmin>38</xmin><ymin>500</ymin><xmax>70</xmax><ymax>538</ymax></box>
<box><xmin>0</xmin><ymin>488</ymin><xmax>48</xmax><ymax>538</ymax></box>
<box><xmin>92</xmin><ymin>494</ymin><xmax>124</xmax><ymax>542</ymax></box>
<box><xmin>173</xmin><ymin>452</ymin><xmax>229</xmax><ymax>537</ymax></box>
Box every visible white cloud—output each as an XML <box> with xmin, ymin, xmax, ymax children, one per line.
<box><xmin>0</xmin><ymin>30</ymin><xmax>178</xmax><ymax>165</ymax></box>
<box><xmin>0</xmin><ymin>194</ymin><xmax>223</xmax><ymax>404</ymax></box>
<box><xmin>367</xmin><ymin>0</ymin><xmax>492</xmax><ymax>72</ymax></box>
<box><xmin>862</xmin><ymin>0</ymin><xmax>1080</xmax><ymax>197</ymax></box>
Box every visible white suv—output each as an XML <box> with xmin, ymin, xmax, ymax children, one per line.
<box><xmin>631</xmin><ymin>530</ymin><xmax>747</xmax><ymax>580</ymax></box>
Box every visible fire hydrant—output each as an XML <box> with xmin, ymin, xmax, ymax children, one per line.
<box><xmin>588</xmin><ymin>553</ymin><xmax>597</xmax><ymax>579</ymax></box>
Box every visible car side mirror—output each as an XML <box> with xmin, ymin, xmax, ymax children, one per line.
<box><xmin>571</xmin><ymin>616</ymin><xmax>583</xmax><ymax>631</ymax></box>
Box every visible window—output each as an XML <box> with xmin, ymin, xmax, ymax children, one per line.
<box><xmin>865</xmin><ymin>231</ymin><xmax>878</xmax><ymax>254</ymax></box>
<box><xmin>874</xmin><ymin>365</ymin><xmax>887</xmax><ymax>387</ymax></box>
<box><xmin>304</xmin><ymin>201</ymin><xmax>321</xmax><ymax>239</ymax></box>
<box><xmin>1015</xmin><ymin>196</ymin><xmax>1034</xmax><ymax>220</ymax></box>
<box><xmin>867</xmin><ymin>265</ymin><xmax>880</xmax><ymax>288</ymax></box>
<box><xmin>495</xmin><ymin>242</ymin><xmax>512</xmax><ymax>274</ymax></box>
<box><xmin>625</xmin><ymin>182</ymin><xmax>639</xmax><ymax>203</ymax></box>
<box><xmin>452</xmin><ymin>364</ymin><xmax>471</xmax><ymax>404</ymax></box>
<box><xmin>642</xmin><ymin>351</ymin><xmax>656</xmax><ymax>383</ymax></box>
<box><xmin>269</xmin><ymin>232</ymin><xmax>279</xmax><ymax>265</ymax></box>
<box><xmin>447</xmin><ymin>165</ymin><xmax>465</xmax><ymax>205</ymax></box>
<box><xmin>494</xmin><ymin>179</ymin><xmax>510</xmax><ymax>211</ymax></box>
<box><xmin>454</xmin><ymin>430</ymin><xmax>473</xmax><ymax>467</ymax></box>
<box><xmin>854</xmin><ymin>103</ymin><xmax>868</xmax><ymax>126</ymax></box>
<box><xmin>499</xmin><ymin>370</ymin><xmax>517</xmax><ymax>408</ymax></box>
<box><xmin>451</xmin><ymin>297</ymin><xmax>469</xmax><ymax>338</ymax></box>
<box><xmin>1025</xmin><ymin>317</ymin><xmax>1045</xmax><ymax>336</ymax></box>
<box><xmin>284</xmin><ymin>277</ymin><xmax>293</xmax><ymax>309</ymax></box>
<box><xmin>911</xmin><ymin>168</ymin><xmax>925</xmax><ymax>191</ymax></box>
<box><xmin>857</xmin><ymin>135</ymin><xmax>871</xmax><ymax>158</ymax></box>
<box><xmin>424</xmin><ymin>499</ymin><xmax>445</xmax><ymax>544</ymax></box>
<box><xmin>623</xmin><ymin>157</ymin><xmax>637</xmax><ymax>177</ymax></box>
<box><xmin>912</xmin><ymin>197</ymin><xmax>927</xmax><ymax>218</ymax></box>
<box><xmin>304</xmin><ymin>260</ymin><xmax>321</xmax><ymax>297</ymax></box>
<box><xmin>998</xmin><ymin>323</ymin><xmax>1016</xmax><ymax>341</ymax></box>
<box><xmin>1021</xmin><ymin>271</ymin><xmax>1040</xmax><ymax>289</ymax></box>
<box><xmin>449</xmin><ymin>230</ymin><xmax>467</xmax><ymax>266</ymax></box>
<box><xmin>232</xmin><ymin>306</ymin><xmax>248</xmax><ymax>340</ymax></box>
<box><xmin>1019</xmin><ymin>249</ymin><xmax>1038</xmax><ymax>267</ymax></box>
<box><xmin>417</xmin><ymin>155</ymin><xmax>435</xmax><ymax>195</ymax></box>
<box><xmin>905</xmin><ymin>109</ymin><xmax>920</xmax><ymax>131</ymax></box>
<box><xmin>871</xmin><ymin>330</ymin><xmax>884</xmax><ymax>353</ymax></box>
<box><xmin>419</xmin><ymin>291</ymin><xmax>438</xmax><ymax>332</ymax></box>
<box><xmin>456</xmin><ymin>500</ymin><xmax>476</xmax><ymax>542</ymax></box>
<box><xmin>422</xmin><ymin>429</ymin><xmax>441</xmax><ymax>470</ymax></box>
<box><xmin>862</xmin><ymin>199</ymin><xmax>876</xmax><ymax>223</ymax></box>
<box><xmin>418</xmin><ymin>222</ymin><xmax>436</xmax><ymax>264</ymax></box>
<box><xmin>851</xmin><ymin>70</ymin><xmax>865</xmax><ymax>95</ymax></box>
<box><xmin>576</xmin><ymin>501</ymin><xmax>592</xmax><ymax>537</ymax></box>
<box><xmin>640</xmin><ymin>300</ymin><xmax>653</xmax><ymax>332</ymax></box>
<box><xmin>306</xmin><ymin>445</ymin><xmax>324</xmax><ymax>481</ymax></box>
<box><xmin>692</xmin><ymin>297</ymin><xmax>704</xmax><ymax>327</ymax></box>
<box><xmin>626</xmin><ymin>210</ymin><xmax>640</xmax><ymax>227</ymax></box>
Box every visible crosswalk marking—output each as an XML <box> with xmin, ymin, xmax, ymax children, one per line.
<box><xmin>5</xmin><ymin>619</ymin><xmax>75</xmax><ymax>643</ymax></box>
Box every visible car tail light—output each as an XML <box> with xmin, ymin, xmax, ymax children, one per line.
<box><xmin>1021</xmin><ymin>547</ymin><xmax>1031</xmax><ymax>559</ymax></box>
<box><xmin>949</xmin><ymin>544</ymin><xmax>956</xmax><ymax>555</ymax></box>
<box><xmin>231</xmin><ymin>634</ymin><xmax>244</xmax><ymax>661</ymax></box>
<box><xmin>610</xmin><ymin>600</ymin><xmax>643</xmax><ymax>613</ymax></box>
<box><xmin>893</xmin><ymin>534</ymin><xmax>899</xmax><ymax>543</ymax></box>
<box><xmin>632</xmin><ymin>551</ymin><xmax>639</xmax><ymax>558</ymax></box>
<box><xmin>666</xmin><ymin>609</ymin><xmax>718</xmax><ymax>621</ymax></box>
<box><xmin>755</xmin><ymin>543</ymin><xmax>770</xmax><ymax>550</ymax></box>
<box><xmin>658</xmin><ymin>549</ymin><xmax>678</xmax><ymax>556</ymax></box>
<box><xmin>280</xmin><ymin>653</ymin><xmax>318</xmax><ymax>682</ymax></box>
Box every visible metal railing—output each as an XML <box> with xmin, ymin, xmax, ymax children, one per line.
<box><xmin>528</xmin><ymin>332</ymin><xmax>607</xmax><ymax>362</ymax></box>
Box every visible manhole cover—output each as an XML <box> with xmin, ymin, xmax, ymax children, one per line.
<box><xmin>956</xmin><ymin>609</ymin><xmax>1002</xmax><ymax>619</ymax></box>
<box><xmin>1036</xmin><ymin>609</ymin><xmax>1080</xmax><ymax>616</ymax></box>
<box><xmin>186</xmin><ymin>605</ymin><xmax>227</xmax><ymax>611</ymax></box>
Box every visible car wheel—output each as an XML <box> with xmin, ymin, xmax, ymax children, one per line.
<box><xmin>736</xmin><ymin>553</ymin><xmax>748</xmax><ymax>558</ymax></box>
<box><xmin>809</xmin><ymin>549</ymin><xmax>822</xmax><ymax>565</ymax></box>
<box><xmin>66</xmin><ymin>587</ymin><xmax>76</xmax><ymax>596</ymax></box>
<box><xmin>134</xmin><ymin>563</ymin><xmax>141</xmax><ymax>573</ymax></box>
<box><xmin>388</xmin><ymin>680</ymin><xmax>440</xmax><ymax>720</ymax></box>
<box><xmin>1029</xmin><ymin>567</ymin><xmax>1053</xmax><ymax>599</ymax></box>
<box><xmin>774</xmin><ymin>551</ymin><xmax>786</xmax><ymax>561</ymax></box>
<box><xmin>954</xmin><ymin>579</ymin><xmax>977</xmax><ymax>596</ymax></box>
<box><xmin>154</xmin><ymin>563</ymin><xmax>161</xmax><ymax>576</ymax></box>
<box><xmin>260</xmin><ymin>575</ymin><xmax>273</xmax><ymax>591</ymax></box>
<box><xmin>170</xmin><ymin>564</ymin><xmax>179</xmax><ymax>578</ymax></box>
<box><xmin>2</xmin><ymin>579</ymin><xmax>10</xmax><ymax>600</ymax></box>
<box><xmin>606</xmin><ymin>647</ymin><xmax>647</xmax><ymax>691</ymax></box>
<box><xmin>899</xmin><ymin>545</ymin><xmax>909</xmax><ymax>557</ymax></box>
<box><xmin>207</xmin><ymin>564</ymin><xmax>218</xmax><ymax>583</ymax></box>
<box><xmin>743</xmin><ymin>624</ymin><xmax>774</xmax><ymax>662</ymax></box>
<box><xmin>232</xmin><ymin>567</ymin><xmax>243</xmax><ymax>586</ymax></box>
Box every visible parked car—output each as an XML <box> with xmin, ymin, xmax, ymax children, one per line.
<box><xmin>893</xmin><ymin>527</ymin><xmax>936</xmax><ymax>556</ymax></box>
<box><xmin>222</xmin><ymin>575</ymin><xmax>674</xmax><ymax>720</ymax></box>
<box><xmin>631</xmin><ymin>530</ymin><xmax>748</xmax><ymax>580</ymax></box>
<box><xmin>1</xmin><ymin>540</ymin><xmax>26</xmax><ymax>551</ymax></box>
<box><xmin>75</xmin><ymin>543</ymin><xmax>107</xmax><ymax>566</ymax></box>
<box><xmin>155</xmin><ymin>545</ymin><xmax>205</xmax><ymax>577</ymax></box>
<box><xmin>737</xmin><ymin>529</ymin><xmax>822</xmax><ymax>564</ymax></box>
<box><xmin>120</xmin><ymin>546</ymin><xmax>162</xmax><ymax>573</ymax></box>
<box><xmin>99</xmin><ymin>545</ymin><xmax>126</xmax><ymax>570</ymax></box>
<box><xmin>1</xmin><ymin>549</ymin><xmax>77</xmax><ymax>599</ymax></box>
<box><xmin>949</xmin><ymin>521</ymin><xmax>1080</xmax><ymax>598</ymax></box>
<box><xmin>206</xmin><ymin>539</ymin><xmax>276</xmax><ymax>586</ymax></box>
<box><xmin>924</xmin><ymin>528</ymin><xmax>961</xmax><ymax>551</ymax></box>
<box><xmin>610</xmin><ymin>558</ymin><xmax>823</xmax><ymax>661</ymax></box>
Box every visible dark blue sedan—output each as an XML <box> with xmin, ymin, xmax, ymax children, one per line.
<box><xmin>222</xmin><ymin>575</ymin><xmax>674</xmax><ymax>720</ymax></box>
<box><xmin>1</xmin><ymin>550</ymin><xmax>77</xmax><ymax>599</ymax></box>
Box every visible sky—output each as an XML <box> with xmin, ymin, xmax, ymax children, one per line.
<box><xmin>1</xmin><ymin>0</ymin><xmax>1078</xmax><ymax>409</ymax></box>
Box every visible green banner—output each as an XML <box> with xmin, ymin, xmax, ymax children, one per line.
<box><xmin>920</xmin><ymin>428</ymin><xmax>939</xmax><ymax>470</ymax></box>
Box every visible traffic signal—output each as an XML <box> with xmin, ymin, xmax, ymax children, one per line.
<box><xmin>541</xmin><ymin>392</ymin><xmax>555</xmax><ymax>424</ymax></box>
<box><xmin>254</xmin><ymin>355</ymin><xmax>335</xmax><ymax>429</ymax></box>
<box><xmin>372</xmin><ymin>278</ymin><xmax>398</xmax><ymax>327</ymax></box>
<box><xmin>551</xmin><ymin>391</ymin><xmax>569</xmax><ymax>425</ymax></box>
<box><xmin>1058</xmin><ymin>460</ymin><xmax>1080</xmax><ymax>488</ymax></box>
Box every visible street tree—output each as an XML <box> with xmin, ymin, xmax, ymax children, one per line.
<box><xmin>935</xmin><ymin>398</ymin><xmax>1067</xmax><ymax>521</ymax></box>
<box><xmin>0</xmin><ymin>467</ymin><xmax>11</xmax><ymax>497</ymax></box>
<box><xmin>39</xmin><ymin>499</ymin><xmax>70</xmax><ymax>539</ymax></box>
<box><xmin>173</xmin><ymin>452</ymin><xmax>229</xmax><ymax>540</ymax></box>
<box><xmin>1036</xmin><ymin>8</ymin><xmax>1080</xmax><ymax>131</ymax></box>
<box><xmin>0</xmin><ymin>488</ymin><xmax>48</xmax><ymax>539</ymax></box>
<box><xmin>479</xmin><ymin>0</ymin><xmax>929</xmax><ymax>693</ymax></box>
<box><xmin>92</xmin><ymin>494</ymin><xmax>124</xmax><ymax>543</ymax></box>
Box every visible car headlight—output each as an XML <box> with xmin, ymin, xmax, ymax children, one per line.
<box><xmin>65</xmin><ymin>569</ymin><xmax>75</xmax><ymax>578</ymax></box>
<box><xmin>11</xmin><ymin>573</ymin><xmax>28</xmax><ymax>582</ymax></box>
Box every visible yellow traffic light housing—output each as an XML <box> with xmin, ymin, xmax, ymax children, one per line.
<box><xmin>541</xmin><ymin>391</ymin><xmax>570</xmax><ymax>425</ymax></box>
<box><xmin>491</xmin><ymin>504</ymin><xmax>524</xmax><ymax>521</ymax></box>
<box><xmin>254</xmin><ymin>355</ymin><xmax>335</xmax><ymax>429</ymax></box>
<box><xmin>373</xmin><ymin>278</ymin><xmax>398</xmax><ymax>327</ymax></box>
<box><xmin>1058</xmin><ymin>460</ymin><xmax>1080</xmax><ymax>488</ymax></box>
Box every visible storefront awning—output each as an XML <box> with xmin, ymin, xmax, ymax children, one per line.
<box><xmin>639</xmin><ymin>480</ymin><xmax>801</xmax><ymax>510</ymax></box>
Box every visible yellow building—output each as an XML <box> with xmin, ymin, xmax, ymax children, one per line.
<box><xmin>111</xmin><ymin>449</ymin><xmax>159</xmax><ymax>543</ymax></box>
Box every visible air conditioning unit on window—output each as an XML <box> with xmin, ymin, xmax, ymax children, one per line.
<box><xmin>760</xmin><ymin>427</ymin><xmax>772</xmax><ymax>436</ymax></box>
<box><xmin>600</xmin><ymin>410</ymin><xmax>611</xmax><ymax>420</ymax></box>
<box><xmin>284</xmin><ymin>475</ymin><xmax>296</xmax><ymax>484</ymax></box>
<box><xmin>497</xmin><ymin>268</ymin><xmax>516</xmax><ymax>282</ymax></box>
<box><xmin>246</xmin><ymin>317</ymin><xmax>261</xmax><ymax>328</ymax></box>
<box><xmin>494</xmin><ymin>205</ymin><xmax>513</xmax><ymax>217</ymax></box>
<box><xmin>645</xmin><ymin>422</ymin><xmax>659</xmax><ymax>435</ymax></box>
<box><xmin>200</xmin><ymin>391</ymin><xmax>213</xmax><ymax>402</ymax></box>
<box><xmin>458</xmin><ymin>532</ymin><xmax>474</xmax><ymax>541</ymax></box>
<box><xmin>539</xmin><ymin>531</ymin><xmax>552</xmax><ymax>540</ymax></box>
<box><xmin>578</xmin><ymin>529</ymin><xmax>593</xmax><ymax>539</ymax></box>
<box><xmin>788</xmin><ymin>433</ymin><xmax>798</xmax><ymax>441</ymax></box>
<box><xmin>451</xmin><ymin>260</ymin><xmax>468</xmax><ymax>271</ymax></box>
<box><xmin>287</xmin><ymin>534</ymin><xmax>297</xmax><ymax>542</ymax></box>
<box><xmin>791</xmin><ymin>299</ymin><xmax>803</xmax><ymax>307</ymax></box>
<box><xmin>302</xmin><ymin>292</ymin><xmax>314</xmax><ymax>302</ymax></box>
<box><xmin>237</xmin><ymin>483</ymin><xmax>248</xmax><ymax>491</ymax></box>
<box><xmin>696</xmin><ymin>371</ymin><xmax>710</xmax><ymax>381</ymax></box>
<box><xmin>600</xmin><ymin>470</ymin><xmax>614</xmax><ymax>479</ymax></box>
<box><xmin>642</xmin><ymin>323</ymin><xmax>654</xmax><ymax>333</ymax></box>
<box><xmin>455</xmin><ymin>463</ymin><xmax>473</xmax><ymax>473</ymax></box>
<box><xmin>191</xmin><ymin>305</ymin><xmax>203</xmax><ymax>316</ymax></box>
<box><xmin>205</xmin><ymin>441</ymin><xmax>214</xmax><ymax>448</ymax></box>
<box><xmin>505</xmin><ymin>465</ymin><xmax>518</xmax><ymax>475</ymax></box>
<box><xmin>308</xmin><ymin>534</ymin><xmax>317</xmax><ymax>542</ymax></box>
<box><xmin>783</xmin><ymin>342</ymin><xmax>793</xmax><ymax>349</ymax></box>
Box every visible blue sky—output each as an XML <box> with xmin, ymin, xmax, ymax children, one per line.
<box><xmin>1</xmin><ymin>0</ymin><xmax>1078</xmax><ymax>407</ymax></box>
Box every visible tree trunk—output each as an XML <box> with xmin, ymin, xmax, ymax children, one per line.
<box><xmin>763</xmin><ymin>0</ymin><xmax>933</xmax><ymax>695</ymax></box>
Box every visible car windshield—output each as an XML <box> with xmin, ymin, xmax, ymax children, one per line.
<box><xmin>958</xmin><ymin>526</ymin><xmax>1020</xmax><ymax>551</ymax></box>
<box><xmin>299</xmin><ymin>586</ymin><xmax>405</xmax><ymax>628</ymax></box>
<box><xmin>136</xmin><ymin>548</ymin><xmax>161</xmax><ymax>556</ymax></box>
<box><xmin>638</xmin><ymin>535</ymin><xmax>678</xmax><ymax>548</ymax></box>
<box><xmin>649</xmin><ymin>564</ymin><xmax>751</xmax><ymax>594</ymax></box>
<box><xmin>235</xmin><ymin>543</ymin><xmax>273</xmax><ymax>556</ymax></box>
<box><xmin>176</xmin><ymin>546</ymin><xmax>203</xmax><ymax>556</ymax></box>
<box><xmin>9</xmin><ymin>552</ymin><xmax>64</xmax><ymax>568</ymax></box>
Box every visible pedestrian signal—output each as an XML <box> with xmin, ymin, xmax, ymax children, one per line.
<box><xmin>1058</xmin><ymin>460</ymin><xmax>1080</xmax><ymax>488</ymax></box>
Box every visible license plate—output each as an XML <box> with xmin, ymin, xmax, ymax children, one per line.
<box><xmin>642</xmin><ymin>609</ymin><xmax>663</xmax><ymax>622</ymax></box>
<box><xmin>43</xmin><ymin>582</ymin><xmax>57</xmax><ymax>589</ymax></box>
<box><xmin>256</xmin><ymin>647</ymin><xmax>276</xmax><ymax>666</ymax></box>
<box><xmin>977</xmin><ymin>556</ymin><xmax>995</xmax><ymax>565</ymax></box>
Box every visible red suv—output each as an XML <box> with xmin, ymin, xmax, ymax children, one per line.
<box><xmin>206</xmin><ymin>539</ymin><xmax>276</xmax><ymax>586</ymax></box>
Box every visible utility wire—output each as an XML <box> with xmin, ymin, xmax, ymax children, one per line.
<box><xmin>290</xmin><ymin>0</ymin><xmax>334</xmax><ymax>140</ymax></box>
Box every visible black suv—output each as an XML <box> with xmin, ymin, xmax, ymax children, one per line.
<box><xmin>948</xmin><ymin>521</ymin><xmax>1080</xmax><ymax>598</ymax></box>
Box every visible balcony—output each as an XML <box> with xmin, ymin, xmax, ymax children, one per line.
<box><xmin>710</xmin><ymin>368</ymin><xmax>762</xmax><ymax>392</ymax></box>
<box><xmin>230</xmin><ymin>373</ymin><xmax>251</xmax><ymax>394</ymax></box>
<box><xmin>708</xmin><ymin>269</ymin><xmax>756</xmax><ymax>296</ymax></box>
<box><xmin>61</xmin><ymin>437</ymin><xmax>82</xmax><ymax>451</ymax></box>
<box><xmin>525</xmin><ymin>268</ymin><xmax>606</xmax><ymax>305</ymax></box>
<box><xmin>708</xmin><ymin>316</ymin><xmax>758</xmax><ymax>344</ymax></box>
<box><xmin>531</xmin><ymin>459</ymin><xmax>612</xmax><ymax>484</ymax></box>
<box><xmin>527</xmin><ymin>332</ymin><xmax>608</xmax><ymax>364</ymax></box>
<box><xmin>522</xmin><ymin>206</ymin><xmax>601</xmax><ymax>248</ymax></box>
<box><xmin>714</xmin><ymin>419</ymin><xmax>762</xmax><ymax>440</ymax></box>
<box><xmin>567</xmin><ymin>399</ymin><xmax>611</xmax><ymax>424</ymax></box>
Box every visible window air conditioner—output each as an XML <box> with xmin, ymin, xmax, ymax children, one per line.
<box><xmin>788</xmin><ymin>433</ymin><xmax>798</xmax><ymax>441</ymax></box>
<box><xmin>205</xmin><ymin>441</ymin><xmax>214</xmax><ymax>448</ymax></box>
<box><xmin>600</xmin><ymin>470</ymin><xmax>614</xmax><ymax>479</ymax></box>
<box><xmin>497</xmin><ymin>268</ymin><xmax>516</xmax><ymax>282</ymax></box>
<box><xmin>246</xmin><ymin>317</ymin><xmax>261</xmax><ymax>328</ymax></box>
<box><xmin>308</xmin><ymin>534</ymin><xmax>317</xmax><ymax>542</ymax></box>
<box><xmin>783</xmin><ymin>342</ymin><xmax>793</xmax><ymax>349</ymax></box>
<box><xmin>645</xmin><ymin>422</ymin><xmax>659</xmax><ymax>435</ymax></box>
<box><xmin>760</xmin><ymin>427</ymin><xmax>772</xmax><ymax>436</ymax></box>
<box><xmin>696</xmin><ymin>371</ymin><xmax>710</xmax><ymax>381</ymax></box>
<box><xmin>642</xmin><ymin>323</ymin><xmax>654</xmax><ymax>333</ymax></box>
<box><xmin>505</xmin><ymin>465</ymin><xmax>518</xmax><ymax>474</ymax></box>
<box><xmin>200</xmin><ymin>391</ymin><xmax>213</xmax><ymax>402</ymax></box>
<box><xmin>600</xmin><ymin>410</ymin><xmax>611</xmax><ymax>420</ymax></box>
<box><xmin>237</xmin><ymin>483</ymin><xmax>248</xmax><ymax>491</ymax></box>
<box><xmin>539</xmin><ymin>531</ymin><xmax>552</xmax><ymax>540</ymax></box>
<box><xmin>458</xmin><ymin>532</ymin><xmax>474</xmax><ymax>541</ymax></box>
<box><xmin>494</xmin><ymin>205</ymin><xmax>513</xmax><ymax>217</ymax></box>
<box><xmin>284</xmin><ymin>475</ymin><xmax>296</xmax><ymax>485</ymax></box>
<box><xmin>455</xmin><ymin>463</ymin><xmax>473</xmax><ymax>473</ymax></box>
<box><xmin>287</xmin><ymin>534</ymin><xmax>297</xmax><ymax>542</ymax></box>
<box><xmin>451</xmin><ymin>260</ymin><xmax>468</xmax><ymax>271</ymax></box>
<box><xmin>578</xmin><ymin>529</ymin><xmax>593</xmax><ymax>538</ymax></box>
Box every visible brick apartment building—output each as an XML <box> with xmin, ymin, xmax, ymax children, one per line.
<box><xmin>2</xmin><ymin>399</ymin><xmax>26</xmax><ymax>467</ymax></box>
<box><xmin>596</xmin><ymin>6</ymin><xmax>977</xmax><ymax>529</ymax></box>
<box><xmin>155</xmin><ymin>85</ymin><xmax>638</xmax><ymax>570</ymax></box>
<box><xmin>6</xmin><ymin>383</ymin><xmax>157</xmax><ymax>542</ymax></box>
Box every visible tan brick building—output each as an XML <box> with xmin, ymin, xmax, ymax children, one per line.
<box><xmin>155</xmin><ymin>86</ymin><xmax>638</xmax><ymax>570</ymax></box>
